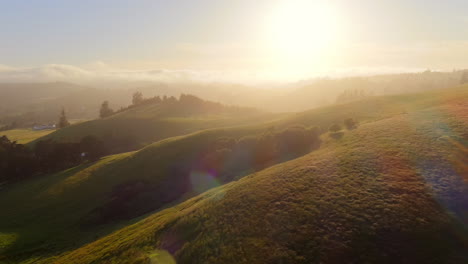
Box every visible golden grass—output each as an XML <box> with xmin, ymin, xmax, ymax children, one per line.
<box><xmin>0</xmin><ymin>129</ymin><xmax>54</xmax><ymax>144</ymax></box>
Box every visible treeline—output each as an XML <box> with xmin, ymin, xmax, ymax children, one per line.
<box><xmin>99</xmin><ymin>92</ymin><xmax>257</xmax><ymax>118</ymax></box>
<box><xmin>87</xmin><ymin>125</ymin><xmax>322</xmax><ymax>224</ymax></box>
<box><xmin>0</xmin><ymin>135</ymin><xmax>108</xmax><ymax>184</ymax></box>
<box><xmin>0</xmin><ymin>122</ymin><xmax>17</xmax><ymax>132</ymax></box>
<box><xmin>336</xmin><ymin>88</ymin><xmax>373</xmax><ymax>104</ymax></box>
<box><xmin>198</xmin><ymin>125</ymin><xmax>322</xmax><ymax>180</ymax></box>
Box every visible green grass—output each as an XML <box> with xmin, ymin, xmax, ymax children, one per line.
<box><xmin>1</xmin><ymin>86</ymin><xmax>467</xmax><ymax>263</ymax></box>
<box><xmin>0</xmin><ymin>129</ymin><xmax>54</xmax><ymax>144</ymax></box>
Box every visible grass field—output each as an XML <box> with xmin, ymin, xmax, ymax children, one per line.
<box><xmin>1</xmin><ymin>86</ymin><xmax>467</xmax><ymax>263</ymax></box>
<box><xmin>0</xmin><ymin>129</ymin><xmax>54</xmax><ymax>144</ymax></box>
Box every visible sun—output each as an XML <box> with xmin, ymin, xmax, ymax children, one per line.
<box><xmin>265</xmin><ymin>0</ymin><xmax>341</xmax><ymax>75</ymax></box>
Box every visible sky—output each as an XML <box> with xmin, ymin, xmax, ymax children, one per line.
<box><xmin>1</xmin><ymin>0</ymin><xmax>468</xmax><ymax>83</ymax></box>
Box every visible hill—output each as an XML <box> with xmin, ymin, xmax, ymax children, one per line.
<box><xmin>0</xmin><ymin>81</ymin><xmax>274</xmax><ymax>128</ymax></box>
<box><xmin>2</xmin><ymin>71</ymin><xmax>465</xmax><ymax>128</ymax></box>
<box><xmin>0</xmin><ymin>86</ymin><xmax>467</xmax><ymax>263</ymax></box>
<box><xmin>31</xmin><ymin>95</ymin><xmax>280</xmax><ymax>153</ymax></box>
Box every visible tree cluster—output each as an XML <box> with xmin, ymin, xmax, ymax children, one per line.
<box><xmin>461</xmin><ymin>71</ymin><xmax>468</xmax><ymax>85</ymax></box>
<box><xmin>198</xmin><ymin>125</ymin><xmax>322</xmax><ymax>181</ymax></box>
<box><xmin>0</xmin><ymin>121</ymin><xmax>17</xmax><ymax>132</ymax></box>
<box><xmin>0</xmin><ymin>135</ymin><xmax>107</xmax><ymax>184</ymax></box>
<box><xmin>336</xmin><ymin>88</ymin><xmax>371</xmax><ymax>104</ymax></box>
<box><xmin>102</xmin><ymin>92</ymin><xmax>256</xmax><ymax>118</ymax></box>
<box><xmin>329</xmin><ymin>118</ymin><xmax>358</xmax><ymax>132</ymax></box>
<box><xmin>344</xmin><ymin>118</ymin><xmax>358</xmax><ymax>130</ymax></box>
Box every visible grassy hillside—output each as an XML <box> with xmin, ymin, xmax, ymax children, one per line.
<box><xmin>30</xmin><ymin>85</ymin><xmax>465</xmax><ymax>151</ymax></box>
<box><xmin>43</xmin><ymin>89</ymin><xmax>468</xmax><ymax>264</ymax></box>
<box><xmin>1</xmin><ymin>86</ymin><xmax>467</xmax><ymax>263</ymax></box>
<box><xmin>31</xmin><ymin>98</ymin><xmax>281</xmax><ymax>152</ymax></box>
<box><xmin>0</xmin><ymin>129</ymin><xmax>54</xmax><ymax>144</ymax></box>
<box><xmin>0</xmin><ymin>127</ymin><xmax>272</xmax><ymax>262</ymax></box>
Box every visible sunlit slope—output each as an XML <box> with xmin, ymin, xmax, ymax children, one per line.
<box><xmin>43</xmin><ymin>92</ymin><xmax>468</xmax><ymax>264</ymax></box>
<box><xmin>0</xmin><ymin>86</ymin><xmax>466</xmax><ymax>263</ymax></box>
<box><xmin>31</xmin><ymin>86</ymin><xmax>467</xmax><ymax>150</ymax></box>
<box><xmin>32</xmin><ymin>100</ymin><xmax>278</xmax><ymax>149</ymax></box>
<box><xmin>0</xmin><ymin>129</ymin><xmax>54</xmax><ymax>144</ymax></box>
<box><xmin>275</xmin><ymin>85</ymin><xmax>468</xmax><ymax>130</ymax></box>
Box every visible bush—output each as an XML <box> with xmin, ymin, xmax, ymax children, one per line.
<box><xmin>344</xmin><ymin>118</ymin><xmax>357</xmax><ymax>130</ymax></box>
<box><xmin>277</xmin><ymin>126</ymin><xmax>319</xmax><ymax>156</ymax></box>
<box><xmin>329</xmin><ymin>123</ymin><xmax>342</xmax><ymax>132</ymax></box>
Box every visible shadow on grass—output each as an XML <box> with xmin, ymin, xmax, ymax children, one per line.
<box><xmin>0</xmin><ymin>161</ymin><xmax>100</xmax><ymax>261</ymax></box>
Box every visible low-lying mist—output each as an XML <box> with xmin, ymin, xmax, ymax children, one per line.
<box><xmin>0</xmin><ymin>67</ymin><xmax>467</xmax><ymax>128</ymax></box>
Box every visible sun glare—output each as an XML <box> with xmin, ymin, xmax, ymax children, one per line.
<box><xmin>265</xmin><ymin>0</ymin><xmax>341</xmax><ymax>75</ymax></box>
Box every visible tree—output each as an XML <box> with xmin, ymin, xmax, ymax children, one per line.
<box><xmin>132</xmin><ymin>91</ymin><xmax>143</xmax><ymax>105</ymax></box>
<box><xmin>99</xmin><ymin>101</ymin><xmax>114</xmax><ymax>118</ymax></box>
<box><xmin>344</xmin><ymin>118</ymin><xmax>357</xmax><ymax>130</ymax></box>
<box><xmin>58</xmin><ymin>108</ymin><xmax>70</xmax><ymax>128</ymax></box>
<box><xmin>0</xmin><ymin>136</ymin><xmax>37</xmax><ymax>182</ymax></box>
<box><xmin>329</xmin><ymin>123</ymin><xmax>341</xmax><ymax>133</ymax></box>
<box><xmin>461</xmin><ymin>71</ymin><xmax>468</xmax><ymax>84</ymax></box>
<box><xmin>167</xmin><ymin>96</ymin><xmax>177</xmax><ymax>103</ymax></box>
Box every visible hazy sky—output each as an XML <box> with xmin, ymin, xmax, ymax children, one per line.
<box><xmin>1</xmin><ymin>0</ymin><xmax>468</xmax><ymax>83</ymax></box>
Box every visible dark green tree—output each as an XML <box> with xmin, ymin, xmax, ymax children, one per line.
<box><xmin>344</xmin><ymin>118</ymin><xmax>357</xmax><ymax>130</ymax></box>
<box><xmin>461</xmin><ymin>71</ymin><xmax>468</xmax><ymax>84</ymax></box>
<box><xmin>99</xmin><ymin>101</ymin><xmax>114</xmax><ymax>118</ymax></box>
<box><xmin>329</xmin><ymin>123</ymin><xmax>341</xmax><ymax>133</ymax></box>
<box><xmin>58</xmin><ymin>108</ymin><xmax>70</xmax><ymax>128</ymax></box>
<box><xmin>132</xmin><ymin>91</ymin><xmax>144</xmax><ymax>105</ymax></box>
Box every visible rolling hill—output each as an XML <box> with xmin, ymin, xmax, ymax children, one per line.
<box><xmin>0</xmin><ymin>86</ymin><xmax>467</xmax><ymax>263</ymax></box>
<box><xmin>2</xmin><ymin>70</ymin><xmax>465</xmax><ymax>128</ymax></box>
<box><xmin>30</xmin><ymin>95</ymin><xmax>281</xmax><ymax>153</ymax></box>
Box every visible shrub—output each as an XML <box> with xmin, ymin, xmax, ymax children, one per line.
<box><xmin>329</xmin><ymin>123</ymin><xmax>342</xmax><ymax>132</ymax></box>
<box><xmin>344</xmin><ymin>118</ymin><xmax>357</xmax><ymax>130</ymax></box>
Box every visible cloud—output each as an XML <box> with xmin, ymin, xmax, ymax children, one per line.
<box><xmin>0</xmin><ymin>63</ymin><xmax>283</xmax><ymax>85</ymax></box>
<box><xmin>0</xmin><ymin>64</ymin><xmax>92</xmax><ymax>82</ymax></box>
<box><xmin>0</xmin><ymin>64</ymin><xmax>234</xmax><ymax>84</ymax></box>
<box><xmin>1</xmin><ymin>41</ymin><xmax>467</xmax><ymax>86</ymax></box>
